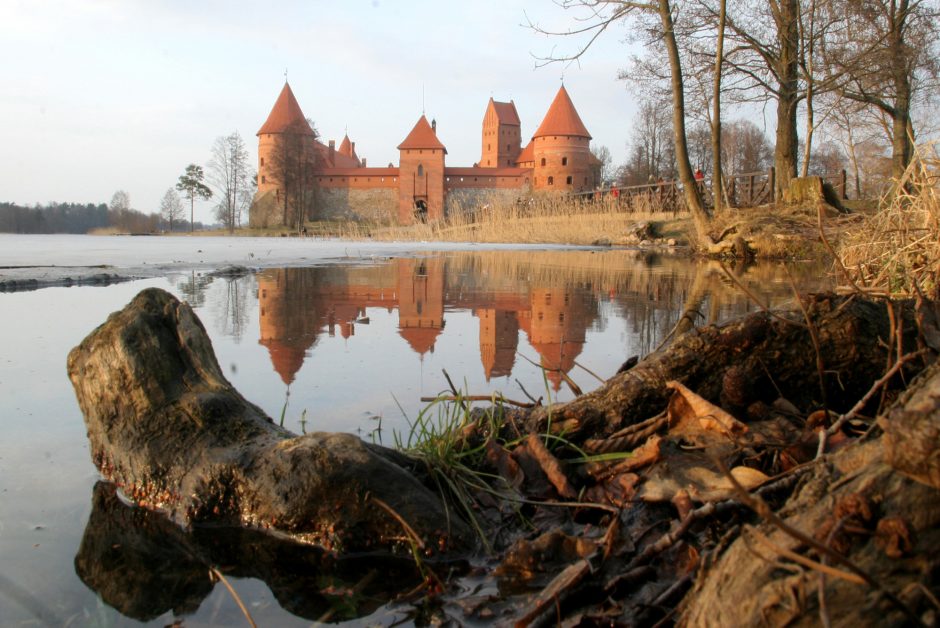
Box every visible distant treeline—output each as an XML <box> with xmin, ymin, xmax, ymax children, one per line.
<box><xmin>0</xmin><ymin>202</ymin><xmax>207</xmax><ymax>234</ymax></box>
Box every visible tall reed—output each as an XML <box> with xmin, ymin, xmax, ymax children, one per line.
<box><xmin>837</xmin><ymin>145</ymin><xmax>940</xmax><ymax>297</ymax></box>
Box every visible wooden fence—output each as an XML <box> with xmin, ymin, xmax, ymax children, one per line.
<box><xmin>575</xmin><ymin>168</ymin><xmax>848</xmax><ymax>213</ymax></box>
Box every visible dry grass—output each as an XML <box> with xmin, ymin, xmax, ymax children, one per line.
<box><xmin>333</xmin><ymin>194</ymin><xmax>687</xmax><ymax>245</ymax></box>
<box><xmin>837</xmin><ymin>146</ymin><xmax>940</xmax><ymax>297</ymax></box>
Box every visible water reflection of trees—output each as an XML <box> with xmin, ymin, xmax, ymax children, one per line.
<box><xmin>212</xmin><ymin>276</ymin><xmax>251</xmax><ymax>342</ymax></box>
<box><xmin>176</xmin><ymin>271</ymin><xmax>213</xmax><ymax>309</ymax></box>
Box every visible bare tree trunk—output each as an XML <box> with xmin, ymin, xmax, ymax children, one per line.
<box><xmin>774</xmin><ymin>0</ymin><xmax>801</xmax><ymax>200</ymax></box>
<box><xmin>658</xmin><ymin>0</ymin><xmax>711</xmax><ymax>248</ymax></box>
<box><xmin>711</xmin><ymin>0</ymin><xmax>727</xmax><ymax>212</ymax></box>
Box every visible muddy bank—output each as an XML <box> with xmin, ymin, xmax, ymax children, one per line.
<box><xmin>0</xmin><ymin>266</ymin><xmax>133</xmax><ymax>292</ymax></box>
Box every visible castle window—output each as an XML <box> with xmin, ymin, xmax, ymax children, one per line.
<box><xmin>525</xmin><ymin>177</ymin><xmax>529</xmax><ymax>184</ymax></box>
<box><xmin>260</xmin><ymin>157</ymin><xmax>264</xmax><ymax>166</ymax></box>
<box><xmin>562</xmin><ymin>157</ymin><xmax>568</xmax><ymax>166</ymax></box>
<box><xmin>507</xmin><ymin>159</ymin><xmax>511</xmax><ymax>166</ymax></box>
<box><xmin>540</xmin><ymin>158</ymin><xmax>546</xmax><ymax>166</ymax></box>
<box><xmin>548</xmin><ymin>176</ymin><xmax>554</xmax><ymax>185</ymax></box>
<box><xmin>566</xmin><ymin>176</ymin><xmax>572</xmax><ymax>185</ymax></box>
<box><xmin>329</xmin><ymin>178</ymin><xmax>333</xmax><ymax>182</ymax></box>
<box><xmin>474</xmin><ymin>177</ymin><xmax>478</xmax><ymax>181</ymax></box>
<box><xmin>506</xmin><ymin>144</ymin><xmax>510</xmax><ymax>151</ymax></box>
<box><xmin>417</xmin><ymin>164</ymin><xmax>424</xmax><ymax>177</ymax></box>
<box><xmin>488</xmin><ymin>144</ymin><xmax>491</xmax><ymax>151</ymax></box>
<box><xmin>261</xmin><ymin>175</ymin><xmax>266</xmax><ymax>184</ymax></box>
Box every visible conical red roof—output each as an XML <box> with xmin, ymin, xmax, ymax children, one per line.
<box><xmin>532</xmin><ymin>85</ymin><xmax>591</xmax><ymax>140</ymax></box>
<box><xmin>257</xmin><ymin>82</ymin><xmax>315</xmax><ymax>136</ymax></box>
<box><xmin>338</xmin><ymin>134</ymin><xmax>353</xmax><ymax>156</ymax></box>
<box><xmin>516</xmin><ymin>141</ymin><xmax>535</xmax><ymax>164</ymax></box>
<box><xmin>397</xmin><ymin>115</ymin><xmax>447</xmax><ymax>152</ymax></box>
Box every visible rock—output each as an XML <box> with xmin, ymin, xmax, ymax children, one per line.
<box><xmin>627</xmin><ymin>221</ymin><xmax>658</xmax><ymax>241</ymax></box>
<box><xmin>592</xmin><ymin>238</ymin><xmax>612</xmax><ymax>247</ymax></box>
<box><xmin>208</xmin><ymin>265</ymin><xmax>252</xmax><ymax>278</ymax></box>
<box><xmin>666</xmin><ymin>238</ymin><xmax>678</xmax><ymax>247</ymax></box>
<box><xmin>67</xmin><ymin>288</ymin><xmax>471</xmax><ymax>554</ymax></box>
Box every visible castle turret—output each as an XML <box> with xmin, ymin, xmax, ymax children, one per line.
<box><xmin>256</xmin><ymin>82</ymin><xmax>316</xmax><ymax>196</ymax></box>
<box><xmin>397</xmin><ymin>115</ymin><xmax>446</xmax><ymax>223</ymax></box>
<box><xmin>531</xmin><ymin>85</ymin><xmax>594</xmax><ymax>193</ymax></box>
<box><xmin>480</xmin><ymin>98</ymin><xmax>522</xmax><ymax>168</ymax></box>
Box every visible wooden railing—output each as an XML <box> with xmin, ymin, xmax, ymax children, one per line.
<box><xmin>574</xmin><ymin>168</ymin><xmax>848</xmax><ymax>213</ymax></box>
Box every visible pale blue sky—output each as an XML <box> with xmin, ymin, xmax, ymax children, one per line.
<box><xmin>1</xmin><ymin>0</ymin><xmax>644</xmax><ymax>223</ymax></box>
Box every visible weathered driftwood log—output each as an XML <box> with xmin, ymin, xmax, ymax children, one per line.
<box><xmin>520</xmin><ymin>294</ymin><xmax>920</xmax><ymax>439</ymax></box>
<box><xmin>67</xmin><ymin>288</ymin><xmax>471</xmax><ymax>554</ymax></box>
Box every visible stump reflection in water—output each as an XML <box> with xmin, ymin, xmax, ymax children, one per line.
<box><xmin>74</xmin><ymin>482</ymin><xmax>427</xmax><ymax>623</ymax></box>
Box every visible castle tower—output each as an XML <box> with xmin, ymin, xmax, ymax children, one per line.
<box><xmin>397</xmin><ymin>115</ymin><xmax>446</xmax><ymax>223</ymax></box>
<box><xmin>531</xmin><ymin>85</ymin><xmax>595</xmax><ymax>193</ymax></box>
<box><xmin>480</xmin><ymin>98</ymin><xmax>522</xmax><ymax>168</ymax></box>
<box><xmin>397</xmin><ymin>258</ymin><xmax>445</xmax><ymax>356</ymax></box>
<box><xmin>256</xmin><ymin>82</ymin><xmax>317</xmax><ymax>196</ymax></box>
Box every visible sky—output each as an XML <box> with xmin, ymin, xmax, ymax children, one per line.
<box><xmin>0</xmin><ymin>0</ymin><xmax>647</xmax><ymax>224</ymax></box>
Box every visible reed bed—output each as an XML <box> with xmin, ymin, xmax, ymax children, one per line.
<box><xmin>335</xmin><ymin>194</ymin><xmax>686</xmax><ymax>245</ymax></box>
<box><xmin>837</xmin><ymin>146</ymin><xmax>940</xmax><ymax>297</ymax></box>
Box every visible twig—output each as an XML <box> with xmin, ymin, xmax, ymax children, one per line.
<box><xmin>784</xmin><ymin>264</ymin><xmax>828</xmax><ymax>413</ymax></box>
<box><xmin>573</xmin><ymin>359</ymin><xmax>606</xmax><ymax>384</ymax></box>
<box><xmin>371</xmin><ymin>497</ymin><xmax>425</xmax><ymax>550</ymax></box>
<box><xmin>583</xmin><ymin>414</ymin><xmax>667</xmax><ymax>454</ymax></box>
<box><xmin>516</xmin><ymin>378</ymin><xmax>541</xmax><ymax>405</ymax></box>
<box><xmin>746</xmin><ymin>528</ymin><xmax>864</xmax><ymax>585</ymax></box>
<box><xmin>209</xmin><ymin>567</ymin><xmax>258</xmax><ymax>628</ymax></box>
<box><xmin>715</xmin><ymin>457</ymin><xmax>925</xmax><ymax>625</ymax></box>
<box><xmin>825</xmin><ymin>349</ymin><xmax>927</xmax><ymax>437</ymax></box>
<box><xmin>420</xmin><ymin>394</ymin><xmax>535</xmax><ymax>408</ymax></box>
<box><xmin>719</xmin><ymin>262</ymin><xmax>808</xmax><ymax>329</ymax></box>
<box><xmin>817</xmin><ymin>201</ymin><xmax>864</xmax><ymax>293</ymax></box>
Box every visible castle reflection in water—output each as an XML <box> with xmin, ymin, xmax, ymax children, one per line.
<box><xmin>254</xmin><ymin>251</ymin><xmax>826</xmax><ymax>396</ymax></box>
<box><xmin>257</xmin><ymin>256</ymin><xmax>598</xmax><ymax>391</ymax></box>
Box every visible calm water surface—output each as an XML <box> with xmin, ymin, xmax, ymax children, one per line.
<box><xmin>0</xmin><ymin>245</ymin><xmax>833</xmax><ymax>625</ymax></box>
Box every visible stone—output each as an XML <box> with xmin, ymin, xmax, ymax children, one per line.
<box><xmin>67</xmin><ymin>288</ymin><xmax>471</xmax><ymax>554</ymax></box>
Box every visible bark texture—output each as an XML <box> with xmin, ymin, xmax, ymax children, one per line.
<box><xmin>519</xmin><ymin>294</ymin><xmax>919</xmax><ymax>440</ymax></box>
<box><xmin>67</xmin><ymin>288</ymin><xmax>470</xmax><ymax>554</ymax></box>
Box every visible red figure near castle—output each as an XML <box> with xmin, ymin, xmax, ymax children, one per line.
<box><xmin>250</xmin><ymin>82</ymin><xmax>600</xmax><ymax>227</ymax></box>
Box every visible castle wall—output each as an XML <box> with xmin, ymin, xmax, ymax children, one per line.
<box><xmin>314</xmin><ymin>187</ymin><xmax>398</xmax><ymax>223</ymax></box>
<box><xmin>444</xmin><ymin>186</ymin><xmax>530</xmax><ymax>216</ymax></box>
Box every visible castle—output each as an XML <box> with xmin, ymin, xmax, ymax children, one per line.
<box><xmin>249</xmin><ymin>82</ymin><xmax>599</xmax><ymax>227</ymax></box>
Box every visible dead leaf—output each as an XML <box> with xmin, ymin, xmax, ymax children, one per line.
<box><xmin>588</xmin><ymin>435</ymin><xmax>663</xmax><ymax>480</ymax></box>
<box><xmin>666</xmin><ymin>381</ymin><xmax>748</xmax><ymax>437</ymax></box>
<box><xmin>525</xmin><ymin>433</ymin><xmax>577</xmax><ymax>499</ymax></box>
<box><xmin>486</xmin><ymin>439</ymin><xmax>524</xmax><ymax>490</ymax></box>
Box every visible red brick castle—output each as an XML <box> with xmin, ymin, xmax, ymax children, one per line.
<box><xmin>250</xmin><ymin>82</ymin><xmax>598</xmax><ymax>227</ymax></box>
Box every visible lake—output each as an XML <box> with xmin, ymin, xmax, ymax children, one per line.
<box><xmin>0</xmin><ymin>235</ymin><xmax>833</xmax><ymax>625</ymax></box>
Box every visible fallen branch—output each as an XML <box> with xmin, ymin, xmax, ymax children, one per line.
<box><xmin>209</xmin><ymin>567</ymin><xmax>258</xmax><ymax>628</ymax></box>
<box><xmin>420</xmin><ymin>394</ymin><xmax>536</xmax><ymax>408</ymax></box>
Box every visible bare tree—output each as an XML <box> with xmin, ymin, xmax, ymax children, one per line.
<box><xmin>159</xmin><ymin>188</ymin><xmax>184</xmax><ymax>232</ymax></box>
<box><xmin>268</xmin><ymin>119</ymin><xmax>318</xmax><ymax>231</ymax></box>
<box><xmin>530</xmin><ymin>0</ymin><xmax>712</xmax><ymax>249</ymax></box>
<box><xmin>591</xmin><ymin>145</ymin><xmax>615</xmax><ymax>184</ymax></box>
<box><xmin>207</xmin><ymin>132</ymin><xmax>251</xmax><ymax>233</ymax></box>
<box><xmin>721</xmin><ymin>119</ymin><xmax>774</xmax><ymax>174</ymax></box>
<box><xmin>825</xmin><ymin>0</ymin><xmax>939</xmax><ymax>182</ymax></box>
